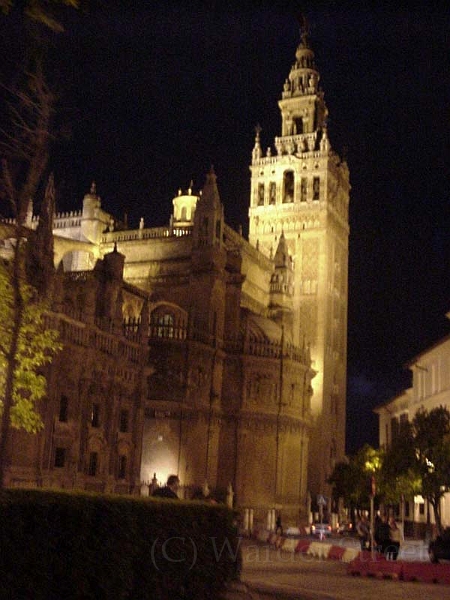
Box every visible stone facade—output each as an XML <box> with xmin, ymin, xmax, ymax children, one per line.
<box><xmin>2</xmin><ymin>246</ymin><xmax>150</xmax><ymax>495</ymax></box>
<box><xmin>0</xmin><ymin>23</ymin><xmax>348</xmax><ymax>521</ymax></box>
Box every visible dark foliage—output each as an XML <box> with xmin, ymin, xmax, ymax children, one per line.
<box><xmin>0</xmin><ymin>489</ymin><xmax>241</xmax><ymax>599</ymax></box>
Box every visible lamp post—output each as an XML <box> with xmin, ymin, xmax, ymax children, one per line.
<box><xmin>370</xmin><ymin>475</ymin><xmax>376</xmax><ymax>559</ymax></box>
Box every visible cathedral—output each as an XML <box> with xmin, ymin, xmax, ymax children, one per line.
<box><xmin>0</xmin><ymin>23</ymin><xmax>349</xmax><ymax>523</ymax></box>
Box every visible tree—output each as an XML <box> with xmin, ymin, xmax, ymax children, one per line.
<box><xmin>0</xmin><ymin>54</ymin><xmax>62</xmax><ymax>488</ymax></box>
<box><xmin>328</xmin><ymin>444</ymin><xmax>383</xmax><ymax>514</ymax></box>
<box><xmin>0</xmin><ymin>0</ymin><xmax>79</xmax><ymax>32</ymax></box>
<box><xmin>378</xmin><ymin>407</ymin><xmax>450</xmax><ymax>535</ymax></box>
<box><xmin>412</xmin><ymin>406</ymin><xmax>450</xmax><ymax>534</ymax></box>
<box><xmin>0</xmin><ymin>0</ymin><xmax>79</xmax><ymax>490</ymax></box>
<box><xmin>0</xmin><ymin>251</ymin><xmax>61</xmax><ymax>430</ymax></box>
<box><xmin>378</xmin><ymin>420</ymin><xmax>421</xmax><ymax>506</ymax></box>
<box><xmin>0</xmin><ymin>189</ymin><xmax>62</xmax><ymax>486</ymax></box>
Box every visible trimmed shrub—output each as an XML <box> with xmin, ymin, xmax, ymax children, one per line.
<box><xmin>0</xmin><ymin>489</ymin><xmax>241</xmax><ymax>599</ymax></box>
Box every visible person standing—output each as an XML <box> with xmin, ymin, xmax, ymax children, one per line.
<box><xmin>356</xmin><ymin>515</ymin><xmax>370</xmax><ymax>550</ymax></box>
<box><xmin>388</xmin><ymin>517</ymin><xmax>401</xmax><ymax>560</ymax></box>
<box><xmin>374</xmin><ymin>514</ymin><xmax>391</xmax><ymax>557</ymax></box>
<box><xmin>151</xmin><ymin>474</ymin><xmax>180</xmax><ymax>499</ymax></box>
<box><xmin>276</xmin><ymin>515</ymin><xmax>283</xmax><ymax>536</ymax></box>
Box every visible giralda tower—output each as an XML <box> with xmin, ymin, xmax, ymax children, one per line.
<box><xmin>248</xmin><ymin>20</ymin><xmax>350</xmax><ymax>501</ymax></box>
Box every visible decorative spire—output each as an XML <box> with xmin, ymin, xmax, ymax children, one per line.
<box><xmin>201</xmin><ymin>165</ymin><xmax>221</xmax><ymax>209</ymax></box>
<box><xmin>252</xmin><ymin>123</ymin><xmax>262</xmax><ymax>161</ymax></box>
<box><xmin>273</xmin><ymin>231</ymin><xmax>293</xmax><ymax>271</ymax></box>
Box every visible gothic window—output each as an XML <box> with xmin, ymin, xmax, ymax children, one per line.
<box><xmin>283</xmin><ymin>171</ymin><xmax>294</xmax><ymax>203</ymax></box>
<box><xmin>119</xmin><ymin>409</ymin><xmax>129</xmax><ymax>433</ymax></box>
<box><xmin>88</xmin><ymin>452</ymin><xmax>98</xmax><ymax>476</ymax></box>
<box><xmin>151</xmin><ymin>305</ymin><xmax>187</xmax><ymax>340</ymax></box>
<box><xmin>54</xmin><ymin>447</ymin><xmax>66</xmax><ymax>468</ymax></box>
<box><xmin>269</xmin><ymin>182</ymin><xmax>276</xmax><ymax>204</ymax></box>
<box><xmin>59</xmin><ymin>395</ymin><xmax>69</xmax><ymax>422</ymax></box>
<box><xmin>118</xmin><ymin>455</ymin><xmax>127</xmax><ymax>479</ymax></box>
<box><xmin>258</xmin><ymin>183</ymin><xmax>265</xmax><ymax>205</ymax></box>
<box><xmin>215</xmin><ymin>219</ymin><xmax>221</xmax><ymax>240</ymax></box>
<box><xmin>313</xmin><ymin>177</ymin><xmax>320</xmax><ymax>200</ymax></box>
<box><xmin>300</xmin><ymin>177</ymin><xmax>307</xmax><ymax>202</ymax></box>
<box><xmin>180</xmin><ymin>206</ymin><xmax>187</xmax><ymax>221</ymax></box>
<box><xmin>91</xmin><ymin>403</ymin><xmax>100</xmax><ymax>428</ymax></box>
<box><xmin>155</xmin><ymin>313</ymin><xmax>174</xmax><ymax>338</ymax></box>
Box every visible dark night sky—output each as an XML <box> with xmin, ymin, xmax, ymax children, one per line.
<box><xmin>1</xmin><ymin>1</ymin><xmax>449</xmax><ymax>454</ymax></box>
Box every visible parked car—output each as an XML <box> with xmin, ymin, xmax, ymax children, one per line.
<box><xmin>337</xmin><ymin>521</ymin><xmax>354</xmax><ymax>536</ymax></box>
<box><xmin>285</xmin><ymin>526</ymin><xmax>302</xmax><ymax>538</ymax></box>
<box><xmin>310</xmin><ymin>522</ymin><xmax>332</xmax><ymax>538</ymax></box>
<box><xmin>429</xmin><ymin>528</ymin><xmax>450</xmax><ymax>563</ymax></box>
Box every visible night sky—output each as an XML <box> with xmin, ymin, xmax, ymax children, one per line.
<box><xmin>1</xmin><ymin>2</ymin><xmax>449</xmax><ymax>454</ymax></box>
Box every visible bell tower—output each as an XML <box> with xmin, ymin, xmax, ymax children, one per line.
<box><xmin>248</xmin><ymin>18</ymin><xmax>350</xmax><ymax>499</ymax></box>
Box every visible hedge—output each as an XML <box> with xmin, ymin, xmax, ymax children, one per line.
<box><xmin>0</xmin><ymin>489</ymin><xmax>241</xmax><ymax>599</ymax></box>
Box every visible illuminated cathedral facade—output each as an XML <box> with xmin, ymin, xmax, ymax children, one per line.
<box><xmin>1</xmin><ymin>24</ymin><xmax>349</xmax><ymax>522</ymax></box>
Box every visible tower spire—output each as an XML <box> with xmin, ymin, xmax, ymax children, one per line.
<box><xmin>248</xmin><ymin>17</ymin><xmax>350</xmax><ymax>499</ymax></box>
<box><xmin>298</xmin><ymin>14</ymin><xmax>310</xmax><ymax>47</ymax></box>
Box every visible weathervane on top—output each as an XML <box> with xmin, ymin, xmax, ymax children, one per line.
<box><xmin>297</xmin><ymin>13</ymin><xmax>310</xmax><ymax>46</ymax></box>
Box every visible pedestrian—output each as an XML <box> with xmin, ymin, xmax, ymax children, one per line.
<box><xmin>374</xmin><ymin>514</ymin><xmax>391</xmax><ymax>557</ymax></box>
<box><xmin>276</xmin><ymin>515</ymin><xmax>283</xmax><ymax>536</ymax></box>
<box><xmin>388</xmin><ymin>517</ymin><xmax>401</xmax><ymax>560</ymax></box>
<box><xmin>356</xmin><ymin>515</ymin><xmax>370</xmax><ymax>550</ymax></box>
<box><xmin>151</xmin><ymin>474</ymin><xmax>180</xmax><ymax>499</ymax></box>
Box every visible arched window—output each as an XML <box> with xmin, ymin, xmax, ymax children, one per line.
<box><xmin>313</xmin><ymin>176</ymin><xmax>320</xmax><ymax>200</ymax></box>
<box><xmin>150</xmin><ymin>305</ymin><xmax>188</xmax><ymax>340</ymax></box>
<box><xmin>283</xmin><ymin>171</ymin><xmax>294</xmax><ymax>203</ymax></box>
<box><xmin>293</xmin><ymin>117</ymin><xmax>303</xmax><ymax>134</ymax></box>
<box><xmin>300</xmin><ymin>177</ymin><xmax>307</xmax><ymax>202</ymax></box>
<box><xmin>258</xmin><ymin>183</ymin><xmax>265</xmax><ymax>205</ymax></box>
<box><xmin>269</xmin><ymin>182</ymin><xmax>276</xmax><ymax>204</ymax></box>
<box><xmin>156</xmin><ymin>313</ymin><xmax>174</xmax><ymax>338</ymax></box>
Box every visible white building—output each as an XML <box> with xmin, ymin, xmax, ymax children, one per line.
<box><xmin>375</xmin><ymin>314</ymin><xmax>450</xmax><ymax>529</ymax></box>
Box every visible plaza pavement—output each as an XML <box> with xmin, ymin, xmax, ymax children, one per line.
<box><xmin>220</xmin><ymin>532</ymin><xmax>448</xmax><ymax>600</ymax></box>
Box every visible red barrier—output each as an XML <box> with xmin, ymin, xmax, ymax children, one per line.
<box><xmin>366</xmin><ymin>560</ymin><xmax>403</xmax><ymax>580</ymax></box>
<box><xmin>347</xmin><ymin>553</ymin><xmax>387</xmax><ymax>577</ymax></box>
<box><xmin>347</xmin><ymin>557</ymin><xmax>368</xmax><ymax>577</ymax></box>
<box><xmin>328</xmin><ymin>546</ymin><xmax>346</xmax><ymax>560</ymax></box>
<box><xmin>402</xmin><ymin>562</ymin><xmax>450</xmax><ymax>584</ymax></box>
<box><xmin>295</xmin><ymin>540</ymin><xmax>311</xmax><ymax>554</ymax></box>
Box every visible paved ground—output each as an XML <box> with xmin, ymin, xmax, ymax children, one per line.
<box><xmin>221</xmin><ymin>537</ymin><xmax>449</xmax><ymax>600</ymax></box>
